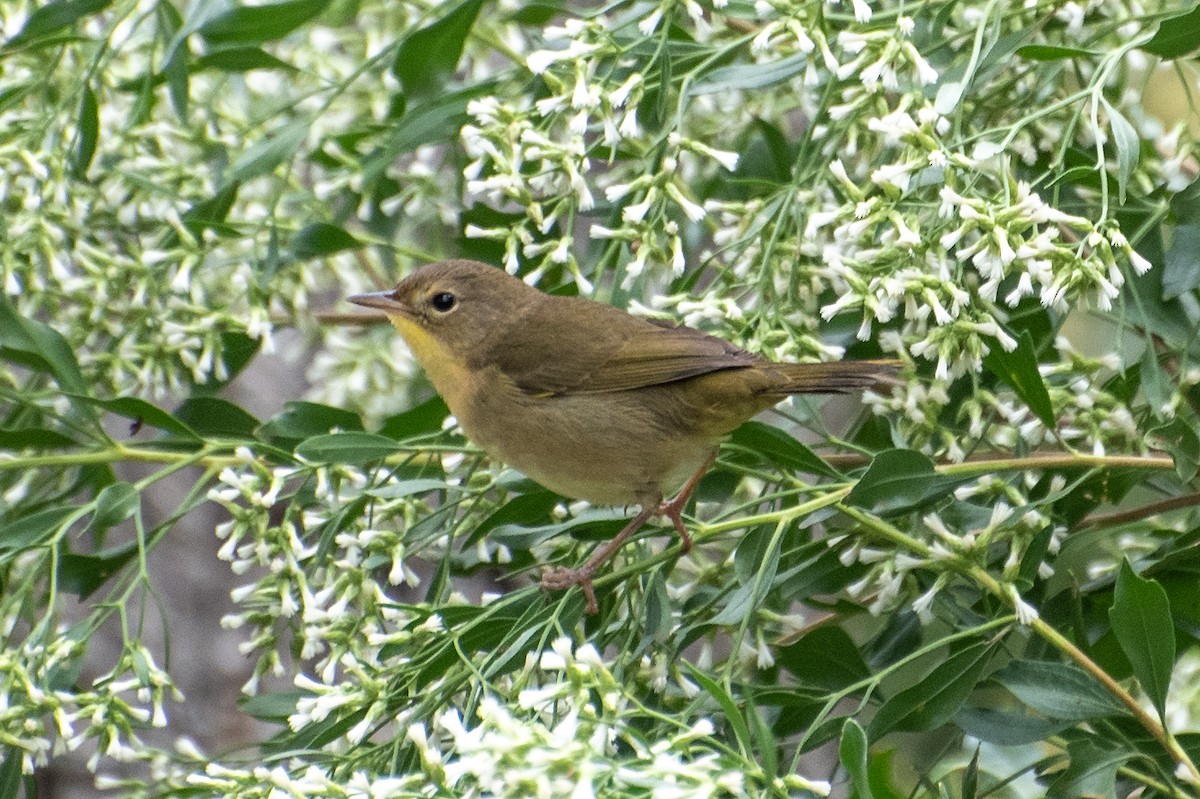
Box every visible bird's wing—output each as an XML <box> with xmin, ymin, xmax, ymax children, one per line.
<box><xmin>485</xmin><ymin>296</ymin><xmax>759</xmax><ymax>396</ymax></box>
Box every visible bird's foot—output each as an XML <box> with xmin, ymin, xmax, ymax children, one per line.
<box><xmin>539</xmin><ymin>451</ymin><xmax>717</xmax><ymax>613</ymax></box>
<box><xmin>656</xmin><ymin>494</ymin><xmax>694</xmax><ymax>553</ymax></box>
<box><xmin>541</xmin><ymin>565</ymin><xmax>599</xmax><ymax>615</ymax></box>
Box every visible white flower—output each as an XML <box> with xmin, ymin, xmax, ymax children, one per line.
<box><xmin>623</xmin><ymin>198</ymin><xmax>653</xmax><ymax>223</ymax></box>
<box><xmin>912</xmin><ymin>585</ymin><xmax>939</xmax><ymax>624</ymax></box>
<box><xmin>670</xmin><ymin>235</ymin><xmax>686</xmax><ymax>274</ymax></box>
<box><xmin>666</xmin><ymin>183</ymin><xmax>706</xmax><ymax>221</ymax></box>
<box><xmin>906</xmin><ymin>45</ymin><xmax>939</xmax><ymax>85</ymax></box>
<box><xmin>526</xmin><ymin>49</ymin><xmax>563</xmax><ymax>74</ymax></box>
<box><xmin>609</xmin><ymin>74</ymin><xmax>641</xmax><ymax>107</ymax></box>
<box><xmin>638</xmin><ymin>7</ymin><xmax>663</xmax><ymax>35</ymax></box>
<box><xmin>1128</xmin><ymin>248</ymin><xmax>1152</xmax><ymax>275</ymax></box>
<box><xmin>1008</xmin><ymin>584</ymin><xmax>1039</xmax><ymax>625</ymax></box>
<box><xmin>872</xmin><ymin>162</ymin><xmax>911</xmax><ymax>192</ymax></box>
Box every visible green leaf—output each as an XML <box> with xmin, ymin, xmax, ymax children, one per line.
<box><xmin>488</xmin><ymin>511</ymin><xmax>628</xmax><ymax>552</ymax></box>
<box><xmin>684</xmin><ymin>664</ymin><xmax>754</xmax><ymax>759</ymax></box>
<box><xmin>0</xmin><ymin>748</ymin><xmax>23</xmax><ymax>799</ymax></box>
<box><xmin>58</xmin><ymin>541</ymin><xmax>138</xmax><ymax>598</ymax></box>
<box><xmin>1047</xmin><ymin>739</ymin><xmax>1130</xmax><ymax>799</ymax></box>
<box><xmin>1103</xmin><ymin>98</ymin><xmax>1139</xmax><ymax>205</ymax></box>
<box><xmin>869</xmin><ymin>640</ymin><xmax>995</xmax><ymax>738</ymax></box>
<box><xmin>364</xmin><ymin>478</ymin><xmax>456</xmax><ymax>500</ymax></box>
<box><xmin>0</xmin><ymin>296</ymin><xmax>89</xmax><ymax>396</ymax></box>
<box><xmin>194</xmin><ymin>46</ymin><xmax>298</xmax><ymax>73</ymax></box>
<box><xmin>732</xmin><ymin>524</ymin><xmax>780</xmax><ymax>586</ymax></box>
<box><xmin>690</xmin><ymin>53</ymin><xmax>806</xmax><ymax>95</ymax></box>
<box><xmin>710</xmin><ymin>583</ymin><xmax>757</xmax><ymax>626</ymax></box>
<box><xmin>174</xmin><ymin>397</ymin><xmax>260</xmax><ymax>439</ymax></box>
<box><xmin>866</xmin><ymin>610</ymin><xmax>921</xmax><ymax>668</ymax></box>
<box><xmin>289</xmin><ymin>222</ymin><xmax>364</xmax><ymax>259</ymax></box>
<box><xmin>0</xmin><ymin>507</ymin><xmax>78</xmax><ymax>555</ymax></box>
<box><xmin>642</xmin><ymin>571</ymin><xmax>672</xmax><ymax>644</ymax></box>
<box><xmin>507</xmin><ymin>0</ymin><xmax>565</xmax><ymax>24</ymax></box>
<box><xmin>994</xmin><ymin>660</ymin><xmax>1126</xmax><ymax>721</ymax></box>
<box><xmin>745</xmin><ymin>689</ymin><xmax>779</xmax><ymax>779</ymax></box>
<box><xmin>1140</xmin><ymin>345</ymin><xmax>1171</xmax><ymax>421</ymax></box>
<box><xmin>1148</xmin><ymin>416</ymin><xmax>1200</xmax><ymax>483</ymax></box>
<box><xmin>231</xmin><ymin>120</ymin><xmax>308</xmax><ymax>181</ymax></box>
<box><xmin>777</xmin><ymin>626</ymin><xmax>871</xmax><ymax>691</ymax></box>
<box><xmin>840</xmin><ymin>720</ymin><xmax>874</xmax><ymax>799</ymax></box>
<box><xmin>1109</xmin><ymin>559</ymin><xmax>1175</xmax><ymax>719</ymax></box>
<box><xmin>1162</xmin><ymin>223</ymin><xmax>1200</xmax><ymax>299</ymax></box>
<box><xmin>379</xmin><ymin>396</ymin><xmax>450</xmax><ymax>439</ymax></box>
<box><xmin>163</xmin><ymin>39</ymin><xmax>190</xmax><ymax>120</ymax></box>
<box><xmin>1119</xmin><ymin>226</ymin><xmax>1198</xmax><ymax>347</ymax></box>
<box><xmin>1141</xmin><ymin>4</ymin><xmax>1200</xmax><ymax>59</ymax></box>
<box><xmin>72</xmin><ymin>85</ymin><xmax>98</xmax><ymax>178</ymax></box>
<box><xmin>728</xmin><ymin>421</ymin><xmax>839</xmax><ymax>479</ymax></box>
<box><xmin>5</xmin><ymin>0</ymin><xmax>112</xmax><ymax>45</ymax></box>
<box><xmin>955</xmin><ymin>706</ymin><xmax>1070</xmax><ymax>746</ymax></box>
<box><xmin>76</xmin><ymin>395</ymin><xmax>201</xmax><ymax>440</ymax></box>
<box><xmin>970</xmin><ymin>26</ymin><xmax>1030</xmax><ymax>72</ymax></box>
<box><xmin>207</xmin><ymin>331</ymin><xmax>261</xmax><ymax>393</ymax></box>
<box><xmin>982</xmin><ymin>329</ymin><xmax>1055</xmax><ymax>428</ymax></box>
<box><xmin>295</xmin><ymin>431</ymin><xmax>401</xmax><ymax>464</ymax></box>
<box><xmin>776</xmin><ymin>543</ymin><xmax>867</xmax><ymax>601</ymax></box>
<box><xmin>392</xmin><ymin>0</ymin><xmax>484</xmax><ymax>97</ymax></box>
<box><xmin>258</xmin><ymin>401</ymin><xmax>364</xmax><ymax>443</ymax></box>
<box><xmin>962</xmin><ymin>746</ymin><xmax>979</xmax><ymax>799</ymax></box>
<box><xmin>1016</xmin><ymin>44</ymin><xmax>1097</xmax><ymax>60</ymax></box>
<box><xmin>464</xmin><ymin>490</ymin><xmax>560</xmax><ymax>547</ymax></box>
<box><xmin>240</xmin><ymin>690</ymin><xmax>304</xmax><ymax>721</ymax></box>
<box><xmin>315</xmin><ymin>495</ymin><xmax>370</xmax><ymax>560</ymax></box>
<box><xmin>364</xmin><ymin>82</ymin><xmax>495</xmax><ymax>185</ymax></box>
<box><xmin>199</xmin><ymin>0</ymin><xmax>330</xmax><ymax>45</ymax></box>
<box><xmin>181</xmin><ymin>182</ymin><xmax>241</xmax><ymax>239</ymax></box>
<box><xmin>0</xmin><ymin>426</ymin><xmax>77</xmax><ymax>450</ymax></box>
<box><xmin>845</xmin><ymin>449</ymin><xmax>969</xmax><ymax>516</ymax></box>
<box><xmin>90</xmin><ymin>482</ymin><xmax>140</xmax><ymax>536</ymax></box>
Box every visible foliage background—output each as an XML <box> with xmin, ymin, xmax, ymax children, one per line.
<box><xmin>2</xmin><ymin>0</ymin><xmax>1200</xmax><ymax>797</ymax></box>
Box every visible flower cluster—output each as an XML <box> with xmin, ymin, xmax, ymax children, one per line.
<box><xmin>206</xmin><ymin>448</ymin><xmax>427</xmax><ymax>689</ymax></box>
<box><xmin>867</xmin><ymin>335</ymin><xmax>1146</xmax><ymax>460</ymax></box>
<box><xmin>103</xmin><ymin>637</ymin><xmax>825</xmax><ymax>798</ymax></box>
<box><xmin>0</xmin><ymin>623</ymin><xmax>176</xmax><ymax>775</ymax></box>
<box><xmin>406</xmin><ymin>638</ymin><xmax>772</xmax><ymax>799</ymax></box>
<box><xmin>0</xmin><ymin>0</ymin><xmax>454</xmax><ymax>403</ymax></box>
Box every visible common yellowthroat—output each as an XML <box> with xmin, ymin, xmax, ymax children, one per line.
<box><xmin>349</xmin><ymin>259</ymin><xmax>895</xmax><ymax>613</ymax></box>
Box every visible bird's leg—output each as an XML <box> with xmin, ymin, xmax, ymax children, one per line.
<box><xmin>656</xmin><ymin>448</ymin><xmax>717</xmax><ymax>554</ymax></box>
<box><xmin>540</xmin><ymin>449</ymin><xmax>719</xmax><ymax>614</ymax></box>
<box><xmin>541</xmin><ymin>504</ymin><xmax>657</xmax><ymax>614</ymax></box>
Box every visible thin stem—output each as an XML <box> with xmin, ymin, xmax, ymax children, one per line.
<box><xmin>1077</xmin><ymin>493</ymin><xmax>1200</xmax><ymax>531</ymax></box>
<box><xmin>937</xmin><ymin>452</ymin><xmax>1176</xmax><ymax>473</ymax></box>
<box><xmin>999</xmin><ymin>573</ymin><xmax>1200</xmax><ymax>787</ymax></box>
<box><xmin>837</xmin><ymin>501</ymin><xmax>1200</xmax><ymax>786</ymax></box>
<box><xmin>0</xmin><ymin>444</ymin><xmax>241</xmax><ymax>472</ymax></box>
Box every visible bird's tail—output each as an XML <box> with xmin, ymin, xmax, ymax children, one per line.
<box><xmin>766</xmin><ymin>359</ymin><xmax>901</xmax><ymax>395</ymax></box>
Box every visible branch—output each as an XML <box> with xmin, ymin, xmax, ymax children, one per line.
<box><xmin>1077</xmin><ymin>493</ymin><xmax>1200</xmax><ymax>531</ymax></box>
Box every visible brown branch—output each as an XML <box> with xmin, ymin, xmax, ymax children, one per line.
<box><xmin>1076</xmin><ymin>493</ymin><xmax>1200</xmax><ymax>531</ymax></box>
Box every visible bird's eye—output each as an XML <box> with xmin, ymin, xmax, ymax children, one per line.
<box><xmin>430</xmin><ymin>291</ymin><xmax>457</xmax><ymax>312</ymax></box>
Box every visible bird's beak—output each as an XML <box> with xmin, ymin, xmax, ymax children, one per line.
<box><xmin>347</xmin><ymin>289</ymin><xmax>407</xmax><ymax>314</ymax></box>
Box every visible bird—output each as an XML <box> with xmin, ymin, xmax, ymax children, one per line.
<box><xmin>348</xmin><ymin>259</ymin><xmax>895</xmax><ymax>613</ymax></box>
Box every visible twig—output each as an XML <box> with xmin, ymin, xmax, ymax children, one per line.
<box><xmin>1076</xmin><ymin>493</ymin><xmax>1200</xmax><ymax>531</ymax></box>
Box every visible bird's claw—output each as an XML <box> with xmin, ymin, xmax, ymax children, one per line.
<box><xmin>541</xmin><ymin>566</ymin><xmax>599</xmax><ymax>615</ymax></box>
